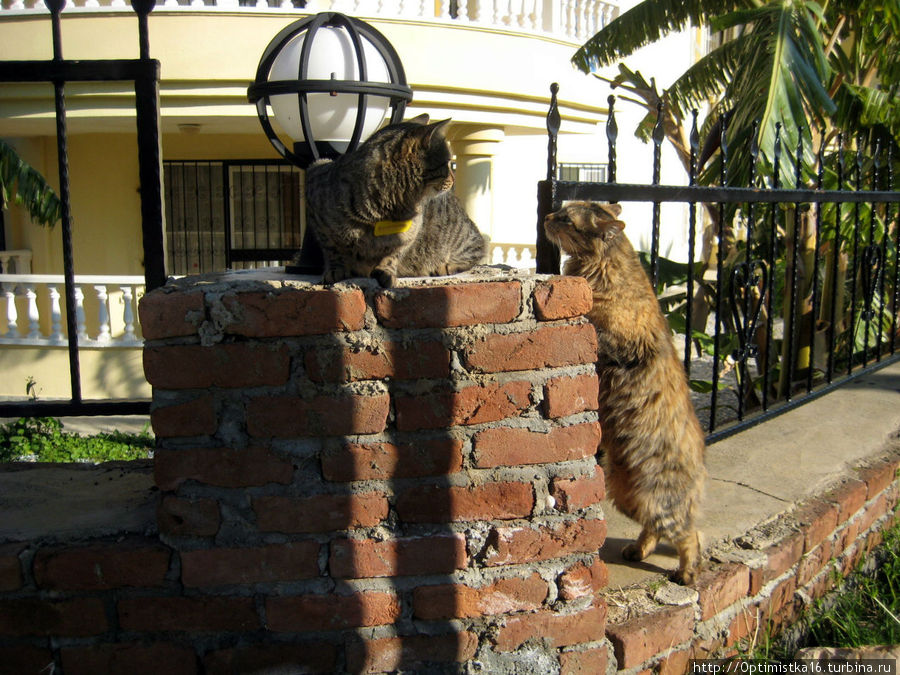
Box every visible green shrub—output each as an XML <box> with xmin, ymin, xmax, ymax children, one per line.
<box><xmin>0</xmin><ymin>416</ymin><xmax>154</xmax><ymax>463</ymax></box>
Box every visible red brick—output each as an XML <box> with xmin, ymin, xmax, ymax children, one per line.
<box><xmin>858</xmin><ymin>458</ymin><xmax>899</xmax><ymax>499</ymax></box>
<box><xmin>0</xmin><ymin>598</ymin><xmax>107</xmax><ymax>637</ymax></box>
<box><xmin>795</xmin><ymin>499</ymin><xmax>839</xmax><ymax>553</ymax></box>
<box><xmin>118</xmin><ymin>596</ymin><xmax>258</xmax><ymax>632</ymax></box>
<box><xmin>551</xmin><ymin>466</ymin><xmax>606</xmax><ymax>512</ymax></box>
<box><xmin>658</xmin><ymin>648</ymin><xmax>692</xmax><ymax>675</ymax></box>
<box><xmin>750</xmin><ymin>531</ymin><xmax>804</xmax><ymax>595</ymax></box>
<box><xmin>247</xmin><ymin>393</ymin><xmax>389</xmax><ymax>437</ymax></box>
<box><xmin>494</xmin><ymin>601</ymin><xmax>607</xmax><ymax>652</ymax></box>
<box><xmin>727</xmin><ymin>606</ymin><xmax>761</xmax><ymax>648</ymax></box>
<box><xmin>559</xmin><ymin>646</ymin><xmax>610</xmax><ymax>675</ymax></box>
<box><xmin>543</xmin><ymin>372</ymin><xmax>600</xmax><ymax>418</ymax></box>
<box><xmin>204</xmin><ymin>642</ymin><xmax>336</xmax><ymax>674</ymax></box>
<box><xmin>473</xmin><ymin>422</ymin><xmax>600</xmax><ymax>468</ymax></box>
<box><xmin>139</xmin><ymin>289</ymin><xmax>203</xmax><ymax>340</ymax></box>
<box><xmin>761</xmin><ymin>575</ymin><xmax>798</xmax><ymax>630</ymax></box>
<box><xmin>858</xmin><ymin>492</ymin><xmax>889</xmax><ymax>534</ymax></box>
<box><xmin>151</xmin><ymin>396</ymin><xmax>217</xmax><ymax>438</ymax></box>
<box><xmin>144</xmin><ymin>343</ymin><xmax>290</xmax><ymax>389</ymax></box>
<box><xmin>266</xmin><ymin>592</ymin><xmax>400</xmax><ymax>632</ymax></box>
<box><xmin>533</xmin><ymin>276</ymin><xmax>593</xmax><ymax>321</ymax></box>
<box><xmin>0</xmin><ymin>543</ymin><xmax>25</xmax><ymax>592</ymax></box>
<box><xmin>254</xmin><ymin>492</ymin><xmax>388</xmax><ymax>533</ymax></box>
<box><xmin>306</xmin><ymin>340</ymin><xmax>450</xmax><ymax>382</ymax></box>
<box><xmin>346</xmin><ymin>632</ymin><xmax>478</xmax><ymax>674</ymax></box>
<box><xmin>181</xmin><ymin>542</ymin><xmax>320</xmax><ymax>586</ymax></box>
<box><xmin>695</xmin><ymin>562</ymin><xmax>750</xmax><ymax>620</ymax></box>
<box><xmin>798</xmin><ymin>539</ymin><xmax>833</xmax><ymax>588</ymax></box>
<box><xmin>462</xmin><ymin>323</ymin><xmax>598</xmax><ymax>373</ymax></box>
<box><xmin>330</xmin><ymin>534</ymin><xmax>467</xmax><ymax>579</ymax></box>
<box><xmin>825</xmin><ymin>478</ymin><xmax>869</xmax><ymax>524</ymax></box>
<box><xmin>220</xmin><ymin>288</ymin><xmax>366</xmax><ymax>337</ymax></box>
<box><xmin>396</xmin><ymin>481</ymin><xmax>534</xmax><ymax>523</ymax></box>
<box><xmin>394</xmin><ymin>380</ymin><xmax>533</xmax><ymax>431</ymax></box>
<box><xmin>558</xmin><ymin>558</ymin><xmax>609</xmax><ymax>601</ymax></box>
<box><xmin>482</xmin><ymin>519</ymin><xmax>607</xmax><ymax>567</ymax></box>
<box><xmin>605</xmin><ymin>603</ymin><xmax>695</xmax><ymax>669</ymax></box>
<box><xmin>154</xmin><ymin>446</ymin><xmax>294</xmax><ymax>491</ymax></box>
<box><xmin>374</xmin><ymin>281</ymin><xmax>521</xmax><ymax>328</ymax></box>
<box><xmin>61</xmin><ymin>643</ymin><xmax>197</xmax><ymax>675</ymax></box>
<box><xmin>0</xmin><ymin>646</ymin><xmax>56</xmax><ymax>674</ymax></box>
<box><xmin>157</xmin><ymin>495</ymin><xmax>220</xmax><ymax>537</ymax></box>
<box><xmin>322</xmin><ymin>439</ymin><xmax>464</xmax><ymax>481</ymax></box>
<box><xmin>414</xmin><ymin>573</ymin><xmax>548</xmax><ymax>620</ymax></box>
<box><xmin>33</xmin><ymin>542</ymin><xmax>170</xmax><ymax>591</ymax></box>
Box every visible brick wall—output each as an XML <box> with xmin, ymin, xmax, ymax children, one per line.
<box><xmin>602</xmin><ymin>452</ymin><xmax>900</xmax><ymax>673</ymax></box>
<box><xmin>0</xmin><ymin>271</ymin><xmax>609</xmax><ymax>674</ymax></box>
<box><xmin>2</xmin><ymin>270</ymin><xmax>898</xmax><ymax>674</ymax></box>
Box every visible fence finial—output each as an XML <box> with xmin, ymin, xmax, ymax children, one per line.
<box><xmin>606</xmin><ymin>94</ymin><xmax>617</xmax><ymax>183</ymax></box>
<box><xmin>546</xmin><ymin>82</ymin><xmax>560</xmax><ymax>181</ymax></box>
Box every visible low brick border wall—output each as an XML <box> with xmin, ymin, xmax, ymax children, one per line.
<box><xmin>0</xmin><ymin>271</ymin><xmax>610</xmax><ymax>674</ymax></box>
<box><xmin>600</xmin><ymin>450</ymin><xmax>900</xmax><ymax>673</ymax></box>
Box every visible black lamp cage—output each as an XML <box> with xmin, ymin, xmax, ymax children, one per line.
<box><xmin>247</xmin><ymin>12</ymin><xmax>414</xmax><ymax>170</ymax></box>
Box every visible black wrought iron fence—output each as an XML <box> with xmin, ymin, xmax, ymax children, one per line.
<box><xmin>0</xmin><ymin>0</ymin><xmax>164</xmax><ymax>418</ymax></box>
<box><xmin>536</xmin><ymin>84</ymin><xmax>900</xmax><ymax>444</ymax></box>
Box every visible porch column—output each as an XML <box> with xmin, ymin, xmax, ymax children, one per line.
<box><xmin>448</xmin><ymin>125</ymin><xmax>504</xmax><ymax>238</ymax></box>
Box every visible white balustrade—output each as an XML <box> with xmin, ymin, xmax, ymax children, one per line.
<box><xmin>0</xmin><ymin>274</ymin><xmax>146</xmax><ymax>347</ymax></box>
<box><xmin>0</xmin><ymin>0</ymin><xmax>616</xmax><ymax>41</ymax></box>
<box><xmin>490</xmin><ymin>242</ymin><xmax>536</xmax><ymax>270</ymax></box>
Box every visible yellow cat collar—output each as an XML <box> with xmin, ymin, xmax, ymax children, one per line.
<box><xmin>374</xmin><ymin>219</ymin><xmax>413</xmax><ymax>236</ymax></box>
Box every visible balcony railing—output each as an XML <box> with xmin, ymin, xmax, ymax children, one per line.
<box><xmin>0</xmin><ymin>274</ymin><xmax>145</xmax><ymax>347</ymax></box>
<box><xmin>0</xmin><ymin>0</ymin><xmax>618</xmax><ymax>43</ymax></box>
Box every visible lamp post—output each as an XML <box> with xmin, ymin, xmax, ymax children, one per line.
<box><xmin>248</xmin><ymin>12</ymin><xmax>413</xmax><ymax>273</ymax></box>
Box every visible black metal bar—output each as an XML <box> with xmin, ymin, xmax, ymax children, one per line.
<box><xmin>606</xmin><ymin>95</ymin><xmax>617</xmax><ymax>184</ymax></box>
<box><xmin>709</xmin><ymin>115</ymin><xmax>729</xmax><ymax>432</ymax></box>
<box><xmin>762</xmin><ymin>124</ymin><xmax>782</xmax><ymax>411</ymax></box>
<box><xmin>550</xmin><ymin>182</ymin><xmax>898</xmax><ymax>205</ymax></box>
<box><xmin>47</xmin><ymin>1</ymin><xmax>83</xmax><ymax>406</ymax></box>
<box><xmin>848</xmin><ymin>140</ymin><xmax>864</xmax><ymax>376</ymax></box>
<box><xmin>808</xmin><ymin>143</ymin><xmax>825</xmax><ymax>393</ymax></box>
<box><xmin>0</xmin><ymin>59</ymin><xmax>157</xmax><ymax>83</ymax></box>
<box><xmin>649</xmin><ymin>101</ymin><xmax>664</xmax><ymax>288</ymax></box>
<box><xmin>889</xmin><ymin>147</ymin><xmax>899</xmax><ymax>357</ymax></box>
<box><xmin>785</xmin><ymin>132</ymin><xmax>804</xmax><ymax>401</ymax></box>
<box><xmin>223</xmin><ymin>162</ymin><xmax>233</xmax><ymax>269</ymax></box>
<box><xmin>826</xmin><ymin>135</ymin><xmax>845</xmax><ymax>382</ymax></box>
<box><xmin>0</xmin><ymin>399</ymin><xmax>151</xmax><ymax>419</ymax></box>
<box><xmin>134</xmin><ymin>61</ymin><xmax>167</xmax><ymax>290</ymax></box>
<box><xmin>536</xmin><ymin>83</ymin><xmax>561</xmax><ymax>275</ymax></box>
<box><xmin>684</xmin><ymin>109</ymin><xmax>699</xmax><ymax>377</ymax></box>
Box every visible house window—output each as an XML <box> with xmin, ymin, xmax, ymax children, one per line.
<box><xmin>558</xmin><ymin>163</ymin><xmax>608</xmax><ymax>183</ymax></box>
<box><xmin>163</xmin><ymin>161</ymin><xmax>305</xmax><ymax>275</ymax></box>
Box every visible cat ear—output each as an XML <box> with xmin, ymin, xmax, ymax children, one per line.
<box><xmin>406</xmin><ymin>113</ymin><xmax>431</xmax><ymax>125</ymax></box>
<box><xmin>591</xmin><ymin>213</ymin><xmax>625</xmax><ymax>241</ymax></box>
<box><xmin>603</xmin><ymin>203</ymin><xmax>622</xmax><ymax>218</ymax></box>
<box><xmin>424</xmin><ymin>118</ymin><xmax>452</xmax><ymax>142</ymax></box>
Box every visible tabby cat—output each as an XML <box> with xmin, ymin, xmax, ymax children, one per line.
<box><xmin>544</xmin><ymin>201</ymin><xmax>707</xmax><ymax>584</ymax></box>
<box><xmin>303</xmin><ymin>114</ymin><xmax>487</xmax><ymax>287</ymax></box>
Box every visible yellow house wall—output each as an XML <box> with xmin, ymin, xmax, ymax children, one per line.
<box><xmin>0</xmin><ymin>346</ymin><xmax>149</xmax><ymax>400</ymax></box>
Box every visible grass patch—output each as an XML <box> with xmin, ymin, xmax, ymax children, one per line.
<box><xmin>0</xmin><ymin>416</ymin><xmax>154</xmax><ymax>463</ymax></box>
<box><xmin>748</xmin><ymin>517</ymin><xmax>900</xmax><ymax>659</ymax></box>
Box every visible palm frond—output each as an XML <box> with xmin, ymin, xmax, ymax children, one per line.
<box><xmin>0</xmin><ymin>139</ymin><xmax>61</xmax><ymax>228</ymax></box>
<box><xmin>572</xmin><ymin>0</ymin><xmax>751</xmax><ymax>72</ymax></box>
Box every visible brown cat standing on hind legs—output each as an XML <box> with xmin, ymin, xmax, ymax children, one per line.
<box><xmin>544</xmin><ymin>201</ymin><xmax>707</xmax><ymax>584</ymax></box>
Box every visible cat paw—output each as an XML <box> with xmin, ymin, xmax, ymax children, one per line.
<box><xmin>668</xmin><ymin>566</ymin><xmax>698</xmax><ymax>586</ymax></box>
<box><xmin>621</xmin><ymin>542</ymin><xmax>646</xmax><ymax>562</ymax></box>
<box><xmin>372</xmin><ymin>269</ymin><xmax>397</xmax><ymax>288</ymax></box>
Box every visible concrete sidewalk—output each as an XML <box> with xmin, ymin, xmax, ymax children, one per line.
<box><xmin>602</xmin><ymin>359</ymin><xmax>900</xmax><ymax>588</ymax></box>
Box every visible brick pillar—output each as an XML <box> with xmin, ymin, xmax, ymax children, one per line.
<box><xmin>139</xmin><ymin>271</ymin><xmax>608</xmax><ymax>673</ymax></box>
